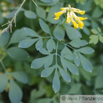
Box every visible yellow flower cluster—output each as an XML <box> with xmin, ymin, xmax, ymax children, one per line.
<box><xmin>54</xmin><ymin>5</ymin><xmax>87</xmax><ymax>29</ymax></box>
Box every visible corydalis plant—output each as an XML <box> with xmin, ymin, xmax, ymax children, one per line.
<box><xmin>54</xmin><ymin>5</ymin><xmax>87</xmax><ymax>29</ymax></box>
<box><xmin>17</xmin><ymin>19</ymin><xmax>94</xmax><ymax>93</ymax></box>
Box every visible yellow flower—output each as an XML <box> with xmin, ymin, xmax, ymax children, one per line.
<box><xmin>54</xmin><ymin>10</ymin><xmax>66</xmax><ymax>20</ymax></box>
<box><xmin>78</xmin><ymin>17</ymin><xmax>87</xmax><ymax>20</ymax></box>
<box><xmin>78</xmin><ymin>20</ymin><xmax>84</xmax><ymax>29</ymax></box>
<box><xmin>66</xmin><ymin>12</ymin><xmax>71</xmax><ymax>23</ymax></box>
<box><xmin>54</xmin><ymin>4</ymin><xmax>87</xmax><ymax>29</ymax></box>
<box><xmin>71</xmin><ymin>19</ymin><xmax>78</xmax><ymax>29</ymax></box>
<box><xmin>73</xmin><ymin>9</ymin><xmax>85</xmax><ymax>15</ymax></box>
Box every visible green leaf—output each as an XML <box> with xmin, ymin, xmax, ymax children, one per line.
<box><xmin>100</xmin><ymin>2</ymin><xmax>103</xmax><ymax>9</ymax></box>
<box><xmin>23</xmin><ymin>27</ymin><xmax>39</xmax><ymax>37</ymax></box>
<box><xmin>9</xmin><ymin>79</ymin><xmax>23</xmax><ymax>103</ymax></box>
<box><xmin>24</xmin><ymin>10</ymin><xmax>37</xmax><ymax>19</ymax></box>
<box><xmin>65</xmin><ymin>25</ymin><xmax>82</xmax><ymax>40</ymax></box>
<box><xmin>36</xmin><ymin>7</ymin><xmax>46</xmax><ymax>19</ymax></box>
<box><xmin>94</xmin><ymin>0</ymin><xmax>99</xmax><ymax>5</ymax></box>
<box><xmin>74</xmin><ymin>51</ymin><xmax>80</xmax><ymax>66</ymax></box>
<box><xmin>79</xmin><ymin>53</ymin><xmax>93</xmax><ymax>72</ymax></box>
<box><xmin>69</xmin><ymin>39</ymin><xmax>88</xmax><ymax>48</ymax></box>
<box><xmin>40</xmin><ymin>0</ymin><xmax>54</xmax><ymax>3</ymax></box>
<box><xmin>76</xmin><ymin>0</ymin><xmax>85</xmax><ymax>4</ymax></box>
<box><xmin>39</xmin><ymin>48</ymin><xmax>50</xmax><ymax>55</ymax></box>
<box><xmin>91</xmin><ymin>29</ymin><xmax>98</xmax><ymax>34</ymax></box>
<box><xmin>89</xmin><ymin>35</ymin><xmax>98</xmax><ymax>44</ymax></box>
<box><xmin>74</xmin><ymin>57</ymin><xmax>80</xmax><ymax>67</ymax></box>
<box><xmin>31</xmin><ymin>55</ymin><xmax>53</xmax><ymax>69</ymax></box>
<box><xmin>6</xmin><ymin>47</ymin><xmax>29</xmax><ymax>61</ymax></box>
<box><xmin>0</xmin><ymin>31</ymin><xmax>10</xmax><ymax>48</ymax></box>
<box><xmin>61</xmin><ymin>58</ymin><xmax>79</xmax><ymax>75</ymax></box>
<box><xmin>91</xmin><ymin>20</ymin><xmax>99</xmax><ymax>29</ymax></box>
<box><xmin>31</xmin><ymin>57</ymin><xmax>46</xmax><ymax>69</ymax></box>
<box><xmin>83</xmin><ymin>26</ymin><xmax>90</xmax><ymax>35</ymax></box>
<box><xmin>19</xmin><ymin>38</ymin><xmax>38</xmax><ymax>48</ymax></box>
<box><xmin>0</xmin><ymin>74</ymin><xmax>8</xmax><ymax>93</ymax></box>
<box><xmin>6</xmin><ymin>11</ymin><xmax>16</xmax><ymax>19</ymax></box>
<box><xmin>36</xmin><ymin>0</ymin><xmax>58</xmax><ymax>6</ymax></box>
<box><xmin>9</xmin><ymin>29</ymin><xmax>28</xmax><ymax>44</ymax></box>
<box><xmin>53</xmin><ymin>25</ymin><xmax>65</xmax><ymax>40</ymax></box>
<box><xmin>30</xmin><ymin>89</ymin><xmax>45</xmax><ymax>100</ymax></box>
<box><xmin>83</xmin><ymin>21</ymin><xmax>91</xmax><ymax>27</ymax></box>
<box><xmin>77</xmin><ymin>0</ymin><xmax>92</xmax><ymax>12</ymax></box>
<box><xmin>69</xmin><ymin>83</ymin><xmax>82</xmax><ymax>94</ymax></box>
<box><xmin>78</xmin><ymin>47</ymin><xmax>94</xmax><ymax>54</ymax></box>
<box><xmin>46</xmin><ymin>39</ymin><xmax>55</xmax><ymax>52</ymax></box>
<box><xmin>58</xmin><ymin>66</ymin><xmax>71</xmax><ymax>82</ymax></box>
<box><xmin>97</xmin><ymin>27</ymin><xmax>102</xmax><ymax>33</ymax></box>
<box><xmin>10</xmin><ymin>71</ymin><xmax>28</xmax><ymax>84</ymax></box>
<box><xmin>39</xmin><ymin>19</ymin><xmax>51</xmax><ymax>34</ymax></box>
<box><xmin>35</xmin><ymin>38</ymin><xmax>43</xmax><ymax>50</ymax></box>
<box><xmin>44</xmin><ymin>54</ymin><xmax>53</xmax><ymax>68</ymax></box>
<box><xmin>52</xmin><ymin>69</ymin><xmax>60</xmax><ymax>93</ymax></box>
<box><xmin>99</xmin><ymin>35</ymin><xmax>103</xmax><ymax>43</ymax></box>
<box><xmin>61</xmin><ymin>47</ymin><xmax>75</xmax><ymax>60</ymax></box>
<box><xmin>95</xmin><ymin>73</ymin><xmax>103</xmax><ymax>89</ymax></box>
<box><xmin>92</xmin><ymin>7</ymin><xmax>103</xmax><ymax>18</ymax></box>
<box><xmin>41</xmin><ymin>66</ymin><xmax>55</xmax><ymax>77</ymax></box>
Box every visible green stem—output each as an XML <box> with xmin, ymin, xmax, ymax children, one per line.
<box><xmin>59</xmin><ymin>40</ymin><xmax>75</xmax><ymax>50</ymax></box>
<box><xmin>53</xmin><ymin>37</ymin><xmax>75</xmax><ymax>50</ymax></box>
<box><xmin>32</xmin><ymin>0</ymin><xmax>38</xmax><ymax>7</ymax></box>
<box><xmin>66</xmin><ymin>44</ymin><xmax>76</xmax><ymax>50</ymax></box>
<box><xmin>29</xmin><ymin>0</ymin><xmax>35</xmax><ymax>30</ymax></box>
<box><xmin>62</xmin><ymin>18</ymin><xmax>67</xmax><ymax>27</ymax></box>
